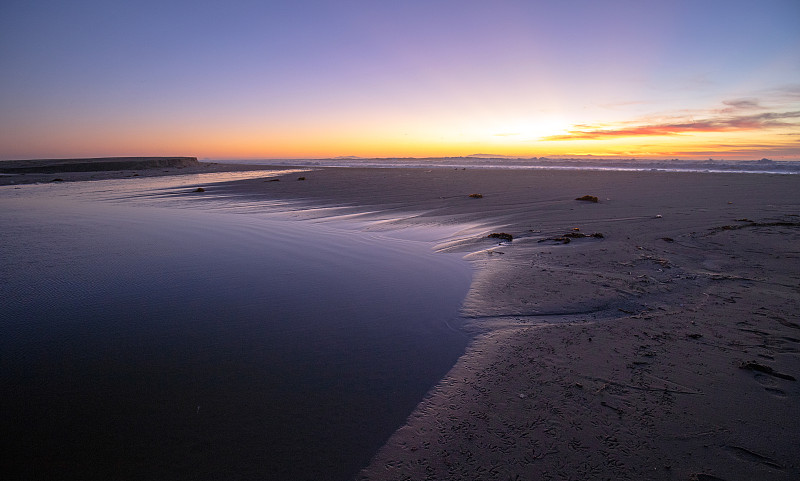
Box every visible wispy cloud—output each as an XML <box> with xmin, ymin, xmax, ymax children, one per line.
<box><xmin>718</xmin><ymin>98</ymin><xmax>763</xmax><ymax>112</ymax></box>
<box><xmin>764</xmin><ymin>84</ymin><xmax>800</xmax><ymax>102</ymax></box>
<box><xmin>542</xmin><ymin>111</ymin><xmax>800</xmax><ymax>141</ymax></box>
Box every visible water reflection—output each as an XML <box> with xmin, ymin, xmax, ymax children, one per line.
<box><xmin>0</xmin><ymin>169</ymin><xmax>308</xmax><ymax>203</ymax></box>
<box><xmin>0</xmin><ymin>178</ymin><xmax>472</xmax><ymax>481</ymax></box>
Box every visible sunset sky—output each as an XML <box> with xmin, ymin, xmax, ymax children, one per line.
<box><xmin>1</xmin><ymin>0</ymin><xmax>799</xmax><ymax>160</ymax></box>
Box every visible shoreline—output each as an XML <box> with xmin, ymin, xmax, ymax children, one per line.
<box><xmin>211</xmin><ymin>157</ymin><xmax>800</xmax><ymax>176</ymax></box>
<box><xmin>4</xmin><ymin>164</ymin><xmax>799</xmax><ymax>479</ymax></box>
<box><xmin>202</xmin><ymin>166</ymin><xmax>800</xmax><ymax>480</ymax></box>
<box><xmin>1</xmin><ymin>158</ymin><xmax>798</xmax><ymax>187</ymax></box>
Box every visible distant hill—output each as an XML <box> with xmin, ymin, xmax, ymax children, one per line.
<box><xmin>0</xmin><ymin>157</ymin><xmax>199</xmax><ymax>173</ymax></box>
<box><xmin>466</xmin><ymin>153</ymin><xmax>530</xmax><ymax>159</ymax></box>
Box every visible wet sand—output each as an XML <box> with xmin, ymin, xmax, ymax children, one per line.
<box><xmin>5</xmin><ymin>163</ymin><xmax>800</xmax><ymax>479</ymax></box>
<box><xmin>202</xmin><ymin>166</ymin><xmax>800</xmax><ymax>480</ymax></box>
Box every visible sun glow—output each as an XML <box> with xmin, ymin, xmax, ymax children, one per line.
<box><xmin>490</xmin><ymin>117</ymin><xmax>572</xmax><ymax>142</ymax></box>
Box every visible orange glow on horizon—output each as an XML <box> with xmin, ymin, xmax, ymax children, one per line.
<box><xmin>2</xmin><ymin>2</ymin><xmax>798</xmax><ymax>163</ymax></box>
<box><xmin>2</xmin><ymin>105</ymin><xmax>797</xmax><ymax>161</ymax></box>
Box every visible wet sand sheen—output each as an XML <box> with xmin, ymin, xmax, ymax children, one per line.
<box><xmin>0</xmin><ymin>194</ymin><xmax>472</xmax><ymax>481</ymax></box>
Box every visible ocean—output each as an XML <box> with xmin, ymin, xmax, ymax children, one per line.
<box><xmin>211</xmin><ymin>156</ymin><xmax>800</xmax><ymax>175</ymax></box>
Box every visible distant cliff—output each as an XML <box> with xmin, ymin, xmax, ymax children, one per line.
<box><xmin>0</xmin><ymin>156</ymin><xmax>200</xmax><ymax>173</ymax></box>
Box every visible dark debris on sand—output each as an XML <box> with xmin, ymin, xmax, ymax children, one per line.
<box><xmin>739</xmin><ymin>361</ymin><xmax>796</xmax><ymax>381</ymax></box>
<box><xmin>707</xmin><ymin>219</ymin><xmax>800</xmax><ymax>235</ymax></box>
<box><xmin>538</xmin><ymin>232</ymin><xmax>604</xmax><ymax>244</ymax></box>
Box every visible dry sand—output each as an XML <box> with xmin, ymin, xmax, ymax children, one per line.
<box><xmin>8</xmin><ymin>163</ymin><xmax>799</xmax><ymax>480</ymax></box>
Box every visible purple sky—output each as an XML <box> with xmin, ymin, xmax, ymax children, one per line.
<box><xmin>1</xmin><ymin>0</ymin><xmax>799</xmax><ymax>160</ymax></box>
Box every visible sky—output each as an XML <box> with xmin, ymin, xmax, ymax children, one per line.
<box><xmin>1</xmin><ymin>0</ymin><xmax>799</xmax><ymax>161</ymax></box>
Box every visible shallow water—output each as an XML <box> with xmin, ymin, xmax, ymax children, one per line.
<box><xmin>0</xmin><ymin>177</ymin><xmax>472</xmax><ymax>480</ymax></box>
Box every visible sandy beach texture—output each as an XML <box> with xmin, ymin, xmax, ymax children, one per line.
<box><xmin>6</xmin><ymin>162</ymin><xmax>799</xmax><ymax>480</ymax></box>
<box><xmin>204</xmin><ymin>166</ymin><xmax>800</xmax><ymax>481</ymax></box>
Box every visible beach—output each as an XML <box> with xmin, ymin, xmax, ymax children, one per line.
<box><xmin>198</xmin><ymin>166</ymin><xmax>800</xmax><ymax>480</ymax></box>
<box><xmin>3</xmin><ymin>162</ymin><xmax>799</xmax><ymax>480</ymax></box>
<box><xmin>5</xmin><ymin>0</ymin><xmax>799</xmax><ymax>478</ymax></box>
